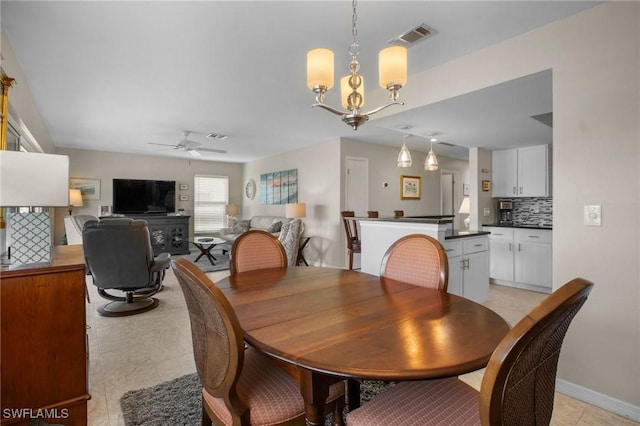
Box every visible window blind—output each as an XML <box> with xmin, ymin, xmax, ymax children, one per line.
<box><xmin>194</xmin><ymin>175</ymin><xmax>228</xmax><ymax>233</ymax></box>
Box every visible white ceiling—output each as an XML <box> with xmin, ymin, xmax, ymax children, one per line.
<box><xmin>2</xmin><ymin>1</ymin><xmax>600</xmax><ymax>162</ymax></box>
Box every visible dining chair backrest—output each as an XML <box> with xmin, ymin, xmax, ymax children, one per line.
<box><xmin>380</xmin><ymin>234</ymin><xmax>448</xmax><ymax>290</ymax></box>
<box><xmin>367</xmin><ymin>211</ymin><xmax>379</xmax><ymax>218</ymax></box>
<box><xmin>479</xmin><ymin>278</ymin><xmax>594</xmax><ymax>425</ymax></box>
<box><xmin>230</xmin><ymin>229</ymin><xmax>287</xmax><ymax>275</ymax></box>
<box><xmin>341</xmin><ymin>211</ymin><xmax>361</xmax><ymax>270</ymax></box>
<box><xmin>171</xmin><ymin>257</ymin><xmax>245</xmax><ymax>411</ymax></box>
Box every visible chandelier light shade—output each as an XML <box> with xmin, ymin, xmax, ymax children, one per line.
<box><xmin>397</xmin><ymin>135</ymin><xmax>412</xmax><ymax>168</ymax></box>
<box><xmin>307</xmin><ymin>48</ymin><xmax>334</xmax><ymax>91</ymax></box>
<box><xmin>307</xmin><ymin>0</ymin><xmax>407</xmax><ymax>130</ymax></box>
<box><xmin>379</xmin><ymin>46</ymin><xmax>407</xmax><ymax>96</ymax></box>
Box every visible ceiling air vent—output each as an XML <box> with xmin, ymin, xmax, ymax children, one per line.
<box><xmin>389</xmin><ymin>23</ymin><xmax>436</xmax><ymax>47</ymax></box>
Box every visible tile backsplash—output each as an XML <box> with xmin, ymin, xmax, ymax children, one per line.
<box><xmin>500</xmin><ymin>197</ymin><xmax>553</xmax><ymax>227</ymax></box>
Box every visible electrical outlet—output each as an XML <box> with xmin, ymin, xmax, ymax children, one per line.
<box><xmin>584</xmin><ymin>205</ymin><xmax>602</xmax><ymax>226</ymax></box>
<box><xmin>483</xmin><ymin>208</ymin><xmax>491</xmax><ymax>216</ymax></box>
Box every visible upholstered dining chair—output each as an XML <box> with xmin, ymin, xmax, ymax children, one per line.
<box><xmin>347</xmin><ymin>278</ymin><xmax>594</xmax><ymax>426</ymax></box>
<box><xmin>380</xmin><ymin>234</ymin><xmax>448</xmax><ymax>291</ymax></box>
<box><xmin>171</xmin><ymin>257</ymin><xmax>346</xmax><ymax>426</ymax></box>
<box><xmin>341</xmin><ymin>211</ymin><xmax>361</xmax><ymax>270</ymax></box>
<box><xmin>367</xmin><ymin>210</ymin><xmax>379</xmax><ymax>218</ymax></box>
<box><xmin>230</xmin><ymin>229</ymin><xmax>287</xmax><ymax>274</ymax></box>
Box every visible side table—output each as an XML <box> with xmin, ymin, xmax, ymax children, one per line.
<box><xmin>296</xmin><ymin>235</ymin><xmax>312</xmax><ymax>266</ymax></box>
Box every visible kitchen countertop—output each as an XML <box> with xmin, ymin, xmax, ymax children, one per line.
<box><xmin>483</xmin><ymin>223</ymin><xmax>553</xmax><ymax>230</ymax></box>
<box><xmin>445</xmin><ymin>230</ymin><xmax>491</xmax><ymax>239</ymax></box>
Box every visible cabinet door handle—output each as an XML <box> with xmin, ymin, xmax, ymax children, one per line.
<box><xmin>509</xmin><ymin>242</ymin><xmax>512</xmax><ymax>251</ymax></box>
<box><xmin>445</xmin><ymin>249</ymin><xmax>454</xmax><ymax>252</ymax></box>
<box><xmin>474</xmin><ymin>243</ymin><xmax>483</xmax><ymax>247</ymax></box>
<box><xmin>528</xmin><ymin>235</ymin><xmax>540</xmax><ymax>238</ymax></box>
<box><xmin>519</xmin><ymin>186</ymin><xmax>523</xmax><ymax>194</ymax></box>
<box><xmin>513</xmin><ymin>186</ymin><xmax>517</xmax><ymax>195</ymax></box>
<box><xmin>518</xmin><ymin>243</ymin><xmax>522</xmax><ymax>252</ymax></box>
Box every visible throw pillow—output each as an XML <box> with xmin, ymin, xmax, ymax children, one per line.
<box><xmin>279</xmin><ymin>219</ymin><xmax>301</xmax><ymax>266</ymax></box>
<box><xmin>267</xmin><ymin>221</ymin><xmax>282</xmax><ymax>233</ymax></box>
<box><xmin>231</xmin><ymin>220</ymin><xmax>250</xmax><ymax>234</ymax></box>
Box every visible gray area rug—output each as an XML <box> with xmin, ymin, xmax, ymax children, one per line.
<box><xmin>180</xmin><ymin>252</ymin><xmax>230</xmax><ymax>273</ymax></box>
<box><xmin>121</xmin><ymin>372</ymin><xmax>391</xmax><ymax>426</ymax></box>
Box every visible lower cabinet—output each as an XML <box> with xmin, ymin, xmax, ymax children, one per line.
<box><xmin>444</xmin><ymin>236</ymin><xmax>489</xmax><ymax>303</ymax></box>
<box><xmin>484</xmin><ymin>226</ymin><xmax>552</xmax><ymax>293</ymax></box>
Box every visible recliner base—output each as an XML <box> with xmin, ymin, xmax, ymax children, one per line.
<box><xmin>96</xmin><ymin>297</ymin><xmax>159</xmax><ymax>317</ymax></box>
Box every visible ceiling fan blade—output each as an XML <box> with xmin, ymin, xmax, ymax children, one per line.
<box><xmin>197</xmin><ymin>147</ymin><xmax>227</xmax><ymax>154</ymax></box>
<box><xmin>148</xmin><ymin>142</ymin><xmax>177</xmax><ymax>147</ymax></box>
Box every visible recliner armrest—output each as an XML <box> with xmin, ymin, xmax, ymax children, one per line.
<box><xmin>151</xmin><ymin>252</ymin><xmax>171</xmax><ymax>272</ymax></box>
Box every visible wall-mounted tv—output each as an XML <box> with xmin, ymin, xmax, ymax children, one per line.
<box><xmin>112</xmin><ymin>178</ymin><xmax>175</xmax><ymax>215</ymax></box>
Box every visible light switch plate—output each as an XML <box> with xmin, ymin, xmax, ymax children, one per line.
<box><xmin>584</xmin><ymin>205</ymin><xmax>602</xmax><ymax>226</ymax></box>
<box><xmin>483</xmin><ymin>208</ymin><xmax>491</xmax><ymax>216</ymax></box>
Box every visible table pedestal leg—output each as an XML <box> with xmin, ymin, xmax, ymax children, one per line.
<box><xmin>300</xmin><ymin>370</ymin><xmax>344</xmax><ymax>426</ymax></box>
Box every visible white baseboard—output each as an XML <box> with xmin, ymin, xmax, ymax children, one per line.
<box><xmin>556</xmin><ymin>379</ymin><xmax>640</xmax><ymax>422</ymax></box>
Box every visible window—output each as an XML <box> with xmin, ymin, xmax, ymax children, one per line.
<box><xmin>194</xmin><ymin>175</ymin><xmax>228</xmax><ymax>233</ymax></box>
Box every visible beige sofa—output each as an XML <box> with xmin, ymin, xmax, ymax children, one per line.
<box><xmin>219</xmin><ymin>215</ymin><xmax>290</xmax><ymax>243</ymax></box>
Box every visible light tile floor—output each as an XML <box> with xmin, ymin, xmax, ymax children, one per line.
<box><xmin>86</xmin><ymin>269</ymin><xmax>638</xmax><ymax>426</ymax></box>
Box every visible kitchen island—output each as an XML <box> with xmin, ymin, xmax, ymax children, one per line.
<box><xmin>359</xmin><ymin>218</ymin><xmax>490</xmax><ymax>302</ymax></box>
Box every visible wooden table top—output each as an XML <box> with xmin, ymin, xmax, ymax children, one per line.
<box><xmin>218</xmin><ymin>266</ymin><xmax>510</xmax><ymax>381</ymax></box>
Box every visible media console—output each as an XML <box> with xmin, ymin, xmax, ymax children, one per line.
<box><xmin>102</xmin><ymin>214</ymin><xmax>190</xmax><ymax>256</ymax></box>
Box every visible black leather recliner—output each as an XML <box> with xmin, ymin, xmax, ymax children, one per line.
<box><xmin>83</xmin><ymin>218</ymin><xmax>170</xmax><ymax>317</ymax></box>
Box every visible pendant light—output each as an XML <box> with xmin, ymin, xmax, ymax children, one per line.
<box><xmin>397</xmin><ymin>134</ymin><xmax>412</xmax><ymax>167</ymax></box>
<box><xmin>425</xmin><ymin>135</ymin><xmax>439</xmax><ymax>171</ymax></box>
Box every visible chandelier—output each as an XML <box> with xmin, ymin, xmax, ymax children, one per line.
<box><xmin>307</xmin><ymin>0</ymin><xmax>407</xmax><ymax>130</ymax></box>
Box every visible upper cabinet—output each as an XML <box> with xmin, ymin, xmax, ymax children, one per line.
<box><xmin>492</xmin><ymin>145</ymin><xmax>550</xmax><ymax>197</ymax></box>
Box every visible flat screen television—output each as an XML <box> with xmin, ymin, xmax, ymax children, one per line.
<box><xmin>112</xmin><ymin>178</ymin><xmax>175</xmax><ymax>215</ymax></box>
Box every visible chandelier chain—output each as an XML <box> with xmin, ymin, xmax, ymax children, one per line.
<box><xmin>349</xmin><ymin>0</ymin><xmax>359</xmax><ymax>59</ymax></box>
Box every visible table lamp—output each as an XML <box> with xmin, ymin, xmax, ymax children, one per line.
<box><xmin>226</xmin><ymin>203</ymin><xmax>240</xmax><ymax>219</ymax></box>
<box><xmin>0</xmin><ymin>151</ymin><xmax>69</xmax><ymax>265</ymax></box>
<box><xmin>286</xmin><ymin>203</ymin><xmax>306</xmax><ymax>219</ymax></box>
<box><xmin>68</xmin><ymin>188</ymin><xmax>83</xmax><ymax>215</ymax></box>
<box><xmin>459</xmin><ymin>197</ymin><xmax>471</xmax><ymax>230</ymax></box>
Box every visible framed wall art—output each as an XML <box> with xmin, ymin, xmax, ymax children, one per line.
<box><xmin>260</xmin><ymin>169</ymin><xmax>298</xmax><ymax>205</ymax></box>
<box><xmin>400</xmin><ymin>175</ymin><xmax>421</xmax><ymax>200</ymax></box>
<box><xmin>70</xmin><ymin>177</ymin><xmax>101</xmax><ymax>200</ymax></box>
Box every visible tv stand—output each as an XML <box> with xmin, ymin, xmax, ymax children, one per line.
<box><xmin>117</xmin><ymin>214</ymin><xmax>190</xmax><ymax>256</ymax></box>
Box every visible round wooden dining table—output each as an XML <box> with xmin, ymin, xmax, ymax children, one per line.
<box><xmin>217</xmin><ymin>266</ymin><xmax>510</xmax><ymax>426</ymax></box>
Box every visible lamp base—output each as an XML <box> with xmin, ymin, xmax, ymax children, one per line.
<box><xmin>8</xmin><ymin>212</ymin><xmax>53</xmax><ymax>265</ymax></box>
<box><xmin>464</xmin><ymin>217</ymin><xmax>470</xmax><ymax>230</ymax></box>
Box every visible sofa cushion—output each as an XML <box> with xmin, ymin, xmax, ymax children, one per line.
<box><xmin>249</xmin><ymin>216</ymin><xmax>288</xmax><ymax>231</ymax></box>
<box><xmin>230</xmin><ymin>219</ymin><xmax>250</xmax><ymax>234</ymax></box>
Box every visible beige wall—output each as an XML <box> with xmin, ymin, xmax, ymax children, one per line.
<box><xmin>371</xmin><ymin>2</ymin><xmax>640</xmax><ymax>409</ymax></box>
<box><xmin>243</xmin><ymin>138</ymin><xmax>342</xmax><ymax>268</ymax></box>
<box><xmin>54</xmin><ymin>147</ymin><xmax>244</xmax><ymax>244</ymax></box>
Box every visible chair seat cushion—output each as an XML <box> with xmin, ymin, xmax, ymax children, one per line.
<box><xmin>346</xmin><ymin>378</ymin><xmax>480</xmax><ymax>426</ymax></box>
<box><xmin>203</xmin><ymin>347</ymin><xmax>344</xmax><ymax>425</ymax></box>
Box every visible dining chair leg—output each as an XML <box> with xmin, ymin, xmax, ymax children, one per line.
<box><xmin>347</xmin><ymin>378</ymin><xmax>361</xmax><ymax>410</ymax></box>
<box><xmin>348</xmin><ymin>251</ymin><xmax>354</xmax><ymax>270</ymax></box>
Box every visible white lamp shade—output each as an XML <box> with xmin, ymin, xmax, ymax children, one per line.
<box><xmin>286</xmin><ymin>203</ymin><xmax>306</xmax><ymax>218</ymax></box>
<box><xmin>69</xmin><ymin>188</ymin><xmax>83</xmax><ymax>207</ymax></box>
<box><xmin>307</xmin><ymin>48</ymin><xmax>334</xmax><ymax>90</ymax></box>
<box><xmin>379</xmin><ymin>46</ymin><xmax>407</xmax><ymax>88</ymax></box>
<box><xmin>458</xmin><ymin>197</ymin><xmax>471</xmax><ymax>214</ymax></box>
<box><xmin>226</xmin><ymin>203</ymin><xmax>240</xmax><ymax>217</ymax></box>
<box><xmin>341</xmin><ymin>75</ymin><xmax>365</xmax><ymax>109</ymax></box>
<box><xmin>0</xmin><ymin>151</ymin><xmax>69</xmax><ymax>207</ymax></box>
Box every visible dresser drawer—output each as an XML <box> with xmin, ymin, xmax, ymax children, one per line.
<box><xmin>483</xmin><ymin>227</ymin><xmax>514</xmax><ymax>240</ymax></box>
<box><xmin>515</xmin><ymin>229</ymin><xmax>552</xmax><ymax>243</ymax></box>
<box><xmin>463</xmin><ymin>238</ymin><xmax>489</xmax><ymax>254</ymax></box>
<box><xmin>443</xmin><ymin>241</ymin><xmax>462</xmax><ymax>257</ymax></box>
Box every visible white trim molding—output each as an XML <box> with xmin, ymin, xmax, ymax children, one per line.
<box><xmin>556</xmin><ymin>379</ymin><xmax>640</xmax><ymax>422</ymax></box>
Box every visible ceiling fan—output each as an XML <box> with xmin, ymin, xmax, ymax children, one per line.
<box><xmin>148</xmin><ymin>131</ymin><xmax>227</xmax><ymax>157</ymax></box>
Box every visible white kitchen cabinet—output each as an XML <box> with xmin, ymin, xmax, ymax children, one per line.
<box><xmin>485</xmin><ymin>227</ymin><xmax>514</xmax><ymax>282</ymax></box>
<box><xmin>444</xmin><ymin>236</ymin><xmax>489</xmax><ymax>303</ymax></box>
<box><xmin>483</xmin><ymin>226</ymin><xmax>552</xmax><ymax>293</ymax></box>
<box><xmin>492</xmin><ymin>145</ymin><xmax>550</xmax><ymax>197</ymax></box>
<box><xmin>514</xmin><ymin>229</ymin><xmax>552</xmax><ymax>288</ymax></box>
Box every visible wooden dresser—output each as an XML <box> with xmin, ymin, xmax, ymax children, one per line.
<box><xmin>1</xmin><ymin>245</ymin><xmax>89</xmax><ymax>425</ymax></box>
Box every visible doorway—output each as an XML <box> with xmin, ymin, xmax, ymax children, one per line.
<box><xmin>441</xmin><ymin>170</ymin><xmax>459</xmax><ymax>229</ymax></box>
